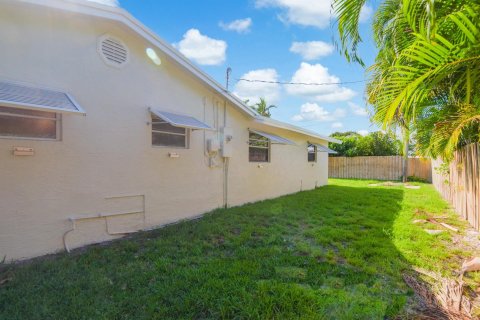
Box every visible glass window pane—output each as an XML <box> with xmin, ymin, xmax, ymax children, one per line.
<box><xmin>249</xmin><ymin>147</ymin><xmax>269</xmax><ymax>162</ymax></box>
<box><xmin>0</xmin><ymin>114</ymin><xmax>57</xmax><ymax>139</ymax></box>
<box><xmin>0</xmin><ymin>106</ymin><xmax>57</xmax><ymax>119</ymax></box>
<box><xmin>152</xmin><ymin>131</ymin><xmax>186</xmax><ymax>147</ymax></box>
<box><xmin>152</xmin><ymin>121</ymin><xmax>186</xmax><ymax>134</ymax></box>
<box><xmin>308</xmin><ymin>144</ymin><xmax>316</xmax><ymax>162</ymax></box>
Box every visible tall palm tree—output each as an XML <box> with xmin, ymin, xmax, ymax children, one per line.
<box><xmin>333</xmin><ymin>0</ymin><xmax>480</xmax><ymax>159</ymax></box>
<box><xmin>367</xmin><ymin>0</ymin><xmax>415</xmax><ymax>180</ymax></box>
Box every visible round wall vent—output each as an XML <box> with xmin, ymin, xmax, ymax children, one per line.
<box><xmin>98</xmin><ymin>35</ymin><xmax>129</xmax><ymax>68</ymax></box>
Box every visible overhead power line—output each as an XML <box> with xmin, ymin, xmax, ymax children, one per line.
<box><xmin>236</xmin><ymin>78</ymin><xmax>366</xmax><ymax>86</ymax></box>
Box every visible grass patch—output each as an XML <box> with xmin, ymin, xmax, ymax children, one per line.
<box><xmin>0</xmin><ymin>179</ymin><xmax>475</xmax><ymax>319</ymax></box>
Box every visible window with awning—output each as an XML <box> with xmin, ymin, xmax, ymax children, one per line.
<box><xmin>248</xmin><ymin>130</ymin><xmax>295</xmax><ymax>162</ymax></box>
<box><xmin>249</xmin><ymin>132</ymin><xmax>270</xmax><ymax>162</ymax></box>
<box><xmin>0</xmin><ymin>80</ymin><xmax>84</xmax><ymax>140</ymax></box>
<box><xmin>149</xmin><ymin>109</ymin><xmax>212</xmax><ymax>148</ymax></box>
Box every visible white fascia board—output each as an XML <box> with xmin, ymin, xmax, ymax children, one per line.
<box><xmin>15</xmin><ymin>0</ymin><xmax>257</xmax><ymax>118</ymax></box>
<box><xmin>254</xmin><ymin>116</ymin><xmax>341</xmax><ymax>144</ymax></box>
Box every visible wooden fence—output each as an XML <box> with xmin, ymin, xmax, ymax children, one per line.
<box><xmin>432</xmin><ymin>143</ymin><xmax>479</xmax><ymax>231</ymax></box>
<box><xmin>328</xmin><ymin>156</ymin><xmax>432</xmax><ymax>182</ymax></box>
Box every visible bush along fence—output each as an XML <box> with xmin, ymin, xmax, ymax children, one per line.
<box><xmin>328</xmin><ymin>156</ymin><xmax>432</xmax><ymax>182</ymax></box>
<box><xmin>432</xmin><ymin>143</ymin><xmax>479</xmax><ymax>231</ymax></box>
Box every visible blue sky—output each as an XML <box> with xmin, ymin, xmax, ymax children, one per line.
<box><xmin>101</xmin><ymin>0</ymin><xmax>378</xmax><ymax>136</ymax></box>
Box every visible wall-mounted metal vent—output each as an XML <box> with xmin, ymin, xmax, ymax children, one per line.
<box><xmin>98</xmin><ymin>35</ymin><xmax>129</xmax><ymax>67</ymax></box>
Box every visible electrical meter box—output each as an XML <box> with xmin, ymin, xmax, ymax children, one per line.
<box><xmin>220</xmin><ymin>127</ymin><xmax>233</xmax><ymax>158</ymax></box>
<box><xmin>207</xmin><ymin>138</ymin><xmax>220</xmax><ymax>153</ymax></box>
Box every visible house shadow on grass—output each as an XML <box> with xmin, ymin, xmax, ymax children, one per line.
<box><xmin>0</xmin><ymin>184</ymin><xmax>446</xmax><ymax>319</ymax></box>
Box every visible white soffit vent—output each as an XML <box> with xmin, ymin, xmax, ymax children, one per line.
<box><xmin>150</xmin><ymin>109</ymin><xmax>213</xmax><ymax>130</ymax></box>
<box><xmin>0</xmin><ymin>80</ymin><xmax>85</xmax><ymax>114</ymax></box>
<box><xmin>98</xmin><ymin>35</ymin><xmax>129</xmax><ymax>67</ymax></box>
<box><xmin>250</xmin><ymin>130</ymin><xmax>296</xmax><ymax>145</ymax></box>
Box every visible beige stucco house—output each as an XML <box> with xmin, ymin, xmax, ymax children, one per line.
<box><xmin>0</xmin><ymin>0</ymin><xmax>339</xmax><ymax>261</ymax></box>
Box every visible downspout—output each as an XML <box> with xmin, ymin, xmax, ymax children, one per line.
<box><xmin>223</xmin><ymin>100</ymin><xmax>229</xmax><ymax>208</ymax></box>
<box><xmin>223</xmin><ymin>68</ymin><xmax>231</xmax><ymax>209</ymax></box>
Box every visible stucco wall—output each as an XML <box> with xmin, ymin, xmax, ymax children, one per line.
<box><xmin>0</xmin><ymin>2</ymin><xmax>330</xmax><ymax>261</ymax></box>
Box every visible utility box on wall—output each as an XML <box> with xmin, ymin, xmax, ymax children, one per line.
<box><xmin>207</xmin><ymin>138</ymin><xmax>220</xmax><ymax>153</ymax></box>
<box><xmin>220</xmin><ymin>127</ymin><xmax>233</xmax><ymax>158</ymax></box>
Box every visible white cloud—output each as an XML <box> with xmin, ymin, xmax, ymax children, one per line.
<box><xmin>219</xmin><ymin>18</ymin><xmax>252</xmax><ymax>33</ymax></box>
<box><xmin>357</xmin><ymin>130</ymin><xmax>369</xmax><ymax>136</ymax></box>
<box><xmin>359</xmin><ymin>5</ymin><xmax>373</xmax><ymax>23</ymax></box>
<box><xmin>174</xmin><ymin>29</ymin><xmax>227</xmax><ymax>66</ymax></box>
<box><xmin>233</xmin><ymin>69</ymin><xmax>280</xmax><ymax>104</ymax></box>
<box><xmin>349</xmin><ymin>102</ymin><xmax>368</xmax><ymax>116</ymax></box>
<box><xmin>87</xmin><ymin>0</ymin><xmax>119</xmax><ymax>6</ymax></box>
<box><xmin>331</xmin><ymin>122</ymin><xmax>343</xmax><ymax>129</ymax></box>
<box><xmin>255</xmin><ymin>0</ymin><xmax>373</xmax><ymax>28</ymax></box>
<box><xmin>289</xmin><ymin>41</ymin><xmax>334</xmax><ymax>60</ymax></box>
<box><xmin>255</xmin><ymin>0</ymin><xmax>332</xmax><ymax>29</ymax></box>
<box><xmin>286</xmin><ymin>62</ymin><xmax>356</xmax><ymax>102</ymax></box>
<box><xmin>292</xmin><ymin>102</ymin><xmax>346</xmax><ymax>122</ymax></box>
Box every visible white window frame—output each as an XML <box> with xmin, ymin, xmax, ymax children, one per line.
<box><xmin>0</xmin><ymin>107</ymin><xmax>61</xmax><ymax>141</ymax></box>
<box><xmin>151</xmin><ymin>114</ymin><xmax>189</xmax><ymax>149</ymax></box>
<box><xmin>308</xmin><ymin>144</ymin><xmax>317</xmax><ymax>162</ymax></box>
<box><xmin>249</xmin><ymin>132</ymin><xmax>270</xmax><ymax>163</ymax></box>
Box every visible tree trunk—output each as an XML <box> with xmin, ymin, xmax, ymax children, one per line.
<box><xmin>402</xmin><ymin>126</ymin><xmax>410</xmax><ymax>183</ymax></box>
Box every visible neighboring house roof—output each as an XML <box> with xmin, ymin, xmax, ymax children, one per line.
<box><xmin>13</xmin><ymin>0</ymin><xmax>338</xmax><ymax>143</ymax></box>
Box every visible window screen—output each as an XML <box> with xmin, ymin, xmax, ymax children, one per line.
<box><xmin>249</xmin><ymin>132</ymin><xmax>269</xmax><ymax>162</ymax></box>
<box><xmin>151</xmin><ymin>113</ymin><xmax>188</xmax><ymax>148</ymax></box>
<box><xmin>0</xmin><ymin>106</ymin><xmax>59</xmax><ymax>139</ymax></box>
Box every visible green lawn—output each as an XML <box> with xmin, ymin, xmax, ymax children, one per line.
<box><xmin>0</xmin><ymin>179</ymin><xmax>476</xmax><ymax>319</ymax></box>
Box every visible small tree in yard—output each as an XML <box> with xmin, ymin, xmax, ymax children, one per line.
<box><xmin>329</xmin><ymin>131</ymin><xmax>401</xmax><ymax>157</ymax></box>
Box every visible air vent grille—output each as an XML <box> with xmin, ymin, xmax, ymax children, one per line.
<box><xmin>98</xmin><ymin>35</ymin><xmax>128</xmax><ymax>67</ymax></box>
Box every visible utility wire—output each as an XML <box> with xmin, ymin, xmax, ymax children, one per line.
<box><xmin>236</xmin><ymin>78</ymin><xmax>366</xmax><ymax>86</ymax></box>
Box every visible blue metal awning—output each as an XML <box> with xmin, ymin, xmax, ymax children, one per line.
<box><xmin>311</xmin><ymin>143</ymin><xmax>337</xmax><ymax>154</ymax></box>
<box><xmin>250</xmin><ymin>130</ymin><xmax>296</xmax><ymax>145</ymax></box>
<box><xmin>0</xmin><ymin>80</ymin><xmax>85</xmax><ymax>114</ymax></box>
<box><xmin>150</xmin><ymin>109</ymin><xmax>213</xmax><ymax>130</ymax></box>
